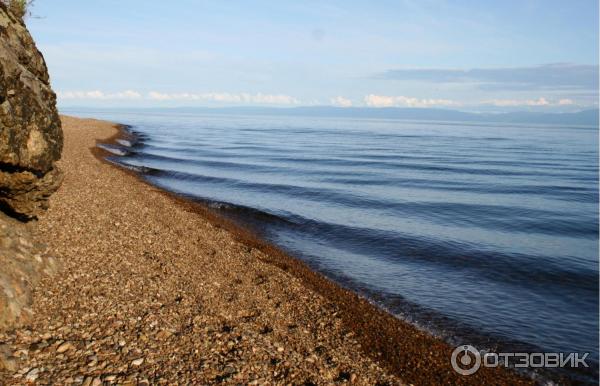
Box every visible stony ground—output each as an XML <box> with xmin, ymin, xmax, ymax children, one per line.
<box><xmin>0</xmin><ymin>116</ymin><xmax>403</xmax><ymax>385</ymax></box>
<box><xmin>0</xmin><ymin>213</ymin><xmax>59</xmax><ymax>332</ymax></box>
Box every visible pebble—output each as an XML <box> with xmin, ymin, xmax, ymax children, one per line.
<box><xmin>25</xmin><ymin>367</ymin><xmax>39</xmax><ymax>382</ymax></box>
<box><xmin>131</xmin><ymin>358</ymin><xmax>144</xmax><ymax>366</ymax></box>
<box><xmin>56</xmin><ymin>342</ymin><xmax>73</xmax><ymax>353</ymax></box>
<box><xmin>224</xmin><ymin>366</ymin><xmax>236</xmax><ymax>374</ymax></box>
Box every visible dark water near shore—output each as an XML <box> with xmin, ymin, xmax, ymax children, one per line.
<box><xmin>70</xmin><ymin>109</ymin><xmax>598</xmax><ymax>382</ymax></box>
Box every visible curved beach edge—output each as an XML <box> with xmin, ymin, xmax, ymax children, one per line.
<box><xmin>88</xmin><ymin>116</ymin><xmax>543</xmax><ymax>386</ymax></box>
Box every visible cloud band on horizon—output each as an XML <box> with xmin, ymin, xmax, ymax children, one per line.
<box><xmin>56</xmin><ymin>90</ymin><xmax>591</xmax><ymax>110</ymax></box>
<box><xmin>57</xmin><ymin>91</ymin><xmax>301</xmax><ymax>105</ymax></box>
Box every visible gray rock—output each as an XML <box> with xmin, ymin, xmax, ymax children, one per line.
<box><xmin>0</xmin><ymin>3</ymin><xmax>63</xmax><ymax>218</ymax></box>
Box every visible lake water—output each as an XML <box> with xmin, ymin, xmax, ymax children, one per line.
<box><xmin>69</xmin><ymin>109</ymin><xmax>599</xmax><ymax>382</ymax></box>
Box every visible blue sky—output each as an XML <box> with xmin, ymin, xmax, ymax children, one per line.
<box><xmin>27</xmin><ymin>0</ymin><xmax>599</xmax><ymax>111</ymax></box>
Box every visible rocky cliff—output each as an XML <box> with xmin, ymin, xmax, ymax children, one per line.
<box><xmin>0</xmin><ymin>3</ymin><xmax>61</xmax><ymax>334</ymax></box>
<box><xmin>0</xmin><ymin>2</ymin><xmax>63</xmax><ymax>219</ymax></box>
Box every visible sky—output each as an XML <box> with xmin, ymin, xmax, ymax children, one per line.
<box><xmin>26</xmin><ymin>0</ymin><xmax>599</xmax><ymax>112</ymax></box>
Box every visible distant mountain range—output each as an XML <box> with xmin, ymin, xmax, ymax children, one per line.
<box><xmin>64</xmin><ymin>106</ymin><xmax>600</xmax><ymax>127</ymax></box>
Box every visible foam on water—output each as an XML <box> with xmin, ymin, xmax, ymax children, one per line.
<box><xmin>97</xmin><ymin>143</ymin><xmax>129</xmax><ymax>156</ymax></box>
<box><xmin>115</xmin><ymin>138</ymin><xmax>133</xmax><ymax>147</ymax></box>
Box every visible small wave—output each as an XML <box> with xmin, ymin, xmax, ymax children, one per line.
<box><xmin>115</xmin><ymin>139</ymin><xmax>133</xmax><ymax>147</ymax></box>
<box><xmin>124</xmin><ymin>163</ymin><xmax>599</xmax><ymax>239</ymax></box>
<box><xmin>104</xmin><ymin>157</ymin><xmax>150</xmax><ymax>174</ymax></box>
<box><xmin>164</xmin><ymin>194</ymin><xmax>294</xmax><ymax>226</ymax></box>
<box><xmin>97</xmin><ymin>143</ymin><xmax>130</xmax><ymax>156</ymax></box>
<box><xmin>276</xmin><ymin>214</ymin><xmax>599</xmax><ymax>292</ymax></box>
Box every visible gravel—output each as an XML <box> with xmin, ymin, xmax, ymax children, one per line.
<box><xmin>0</xmin><ymin>115</ymin><xmax>535</xmax><ymax>385</ymax></box>
<box><xmin>0</xmin><ymin>116</ymin><xmax>403</xmax><ymax>384</ymax></box>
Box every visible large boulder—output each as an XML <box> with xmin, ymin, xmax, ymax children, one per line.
<box><xmin>0</xmin><ymin>3</ymin><xmax>63</xmax><ymax>219</ymax></box>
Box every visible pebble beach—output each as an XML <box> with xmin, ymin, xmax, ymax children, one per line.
<box><xmin>0</xmin><ymin>116</ymin><xmax>535</xmax><ymax>385</ymax></box>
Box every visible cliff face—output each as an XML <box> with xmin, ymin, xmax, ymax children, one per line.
<box><xmin>0</xmin><ymin>4</ymin><xmax>61</xmax><ymax>334</ymax></box>
<box><xmin>0</xmin><ymin>3</ymin><xmax>63</xmax><ymax>219</ymax></box>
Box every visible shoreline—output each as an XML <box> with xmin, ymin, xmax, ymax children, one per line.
<box><xmin>92</xmin><ymin>118</ymin><xmax>536</xmax><ymax>385</ymax></box>
<box><xmin>0</xmin><ymin>115</ymin><xmax>536</xmax><ymax>385</ymax></box>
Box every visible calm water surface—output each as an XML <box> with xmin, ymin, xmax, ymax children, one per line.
<box><xmin>70</xmin><ymin>109</ymin><xmax>599</xmax><ymax>381</ymax></box>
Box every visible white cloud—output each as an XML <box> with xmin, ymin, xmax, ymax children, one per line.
<box><xmin>57</xmin><ymin>90</ymin><xmax>301</xmax><ymax>105</ymax></box>
<box><xmin>53</xmin><ymin>91</ymin><xmax>587</xmax><ymax>109</ymax></box>
<box><xmin>364</xmin><ymin>94</ymin><xmax>460</xmax><ymax>108</ymax></box>
<box><xmin>330</xmin><ymin>96</ymin><xmax>353</xmax><ymax>107</ymax></box>
<box><xmin>482</xmin><ymin>97</ymin><xmax>576</xmax><ymax>107</ymax></box>
<box><xmin>115</xmin><ymin>90</ymin><xmax>143</xmax><ymax>99</ymax></box>
<box><xmin>558</xmin><ymin>98</ymin><xmax>574</xmax><ymax>105</ymax></box>
<box><xmin>247</xmin><ymin>93</ymin><xmax>300</xmax><ymax>105</ymax></box>
<box><xmin>57</xmin><ymin>90</ymin><xmax>142</xmax><ymax>100</ymax></box>
<box><xmin>528</xmin><ymin>97</ymin><xmax>550</xmax><ymax>106</ymax></box>
<box><xmin>147</xmin><ymin>92</ymin><xmax>300</xmax><ymax>105</ymax></box>
<box><xmin>147</xmin><ymin>91</ymin><xmax>175</xmax><ymax>101</ymax></box>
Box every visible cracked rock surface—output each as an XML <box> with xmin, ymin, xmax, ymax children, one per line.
<box><xmin>0</xmin><ymin>3</ymin><xmax>63</xmax><ymax>218</ymax></box>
